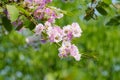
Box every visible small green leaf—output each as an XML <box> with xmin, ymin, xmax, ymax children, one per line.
<box><xmin>6</xmin><ymin>5</ymin><xmax>19</xmax><ymax>22</ymax></box>
<box><xmin>96</xmin><ymin>6</ymin><xmax>107</xmax><ymax>16</ymax></box>
<box><xmin>2</xmin><ymin>16</ymin><xmax>13</xmax><ymax>32</ymax></box>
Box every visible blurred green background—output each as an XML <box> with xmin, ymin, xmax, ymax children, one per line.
<box><xmin>0</xmin><ymin>0</ymin><xmax>120</xmax><ymax>80</ymax></box>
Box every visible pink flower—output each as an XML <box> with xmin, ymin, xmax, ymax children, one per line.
<box><xmin>48</xmin><ymin>17</ymin><xmax>55</xmax><ymax>23</ymax></box>
<box><xmin>35</xmin><ymin>23</ymin><xmax>45</xmax><ymax>34</ymax></box>
<box><xmin>62</xmin><ymin>41</ymin><xmax>71</xmax><ymax>53</ymax></box>
<box><xmin>24</xmin><ymin>0</ymin><xmax>32</xmax><ymax>3</ymax></box>
<box><xmin>48</xmin><ymin>7</ymin><xmax>64</xmax><ymax>19</ymax></box>
<box><xmin>45</xmin><ymin>0</ymin><xmax>52</xmax><ymax>3</ymax></box>
<box><xmin>53</xmin><ymin>32</ymin><xmax>62</xmax><ymax>43</ymax></box>
<box><xmin>71</xmin><ymin>22</ymin><xmax>82</xmax><ymax>37</ymax></box>
<box><xmin>44</xmin><ymin>8</ymin><xmax>57</xmax><ymax>23</ymax></box>
<box><xmin>24</xmin><ymin>0</ymin><xmax>33</xmax><ymax>8</ymax></box>
<box><xmin>74</xmin><ymin>54</ymin><xmax>81</xmax><ymax>61</ymax></box>
<box><xmin>47</xmin><ymin>26</ymin><xmax>63</xmax><ymax>43</ymax></box>
<box><xmin>70</xmin><ymin>44</ymin><xmax>81</xmax><ymax>61</ymax></box>
<box><xmin>34</xmin><ymin>7</ymin><xmax>45</xmax><ymax>19</ymax></box>
<box><xmin>58</xmin><ymin>41</ymin><xmax>81</xmax><ymax>61</ymax></box>
<box><xmin>58</xmin><ymin>46</ymin><xmax>68</xmax><ymax>58</ymax></box>
<box><xmin>34</xmin><ymin>0</ymin><xmax>40</xmax><ymax>3</ymax></box>
<box><xmin>45</xmin><ymin>21</ymin><xmax>52</xmax><ymax>29</ymax></box>
<box><xmin>63</xmin><ymin>25</ymin><xmax>73</xmax><ymax>40</ymax></box>
<box><xmin>57</xmin><ymin>13</ymin><xmax>64</xmax><ymax>19</ymax></box>
<box><xmin>62</xmin><ymin>22</ymin><xmax>82</xmax><ymax>41</ymax></box>
<box><xmin>33</xmin><ymin>0</ymin><xmax>52</xmax><ymax>5</ymax></box>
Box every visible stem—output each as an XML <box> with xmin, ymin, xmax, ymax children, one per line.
<box><xmin>55</xmin><ymin>42</ymin><xmax>61</xmax><ymax>47</ymax></box>
<box><xmin>30</xmin><ymin>16</ymin><xmax>38</xmax><ymax>25</ymax></box>
<box><xmin>112</xmin><ymin>3</ymin><xmax>118</xmax><ymax>9</ymax></box>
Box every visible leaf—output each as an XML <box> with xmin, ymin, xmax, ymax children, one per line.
<box><xmin>96</xmin><ymin>6</ymin><xmax>107</xmax><ymax>16</ymax></box>
<box><xmin>84</xmin><ymin>8</ymin><xmax>95</xmax><ymax>21</ymax></box>
<box><xmin>6</xmin><ymin>5</ymin><xmax>19</xmax><ymax>22</ymax></box>
<box><xmin>84</xmin><ymin>14</ymin><xmax>92</xmax><ymax>21</ymax></box>
<box><xmin>106</xmin><ymin>15</ymin><xmax>120</xmax><ymax>26</ymax></box>
<box><xmin>99</xmin><ymin>2</ymin><xmax>109</xmax><ymax>7</ymax></box>
<box><xmin>20</xmin><ymin>15</ymin><xmax>35</xmax><ymax>30</ymax></box>
<box><xmin>102</xmin><ymin>0</ymin><xmax>111</xmax><ymax>4</ymax></box>
<box><xmin>2</xmin><ymin>16</ymin><xmax>13</xmax><ymax>32</ymax></box>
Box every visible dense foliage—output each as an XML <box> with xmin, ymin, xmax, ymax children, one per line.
<box><xmin>0</xmin><ymin>0</ymin><xmax>120</xmax><ymax>80</ymax></box>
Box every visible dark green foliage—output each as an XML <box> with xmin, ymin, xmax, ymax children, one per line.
<box><xmin>84</xmin><ymin>1</ymin><xmax>109</xmax><ymax>21</ymax></box>
<box><xmin>106</xmin><ymin>15</ymin><xmax>120</xmax><ymax>26</ymax></box>
<box><xmin>84</xmin><ymin>8</ymin><xmax>95</xmax><ymax>21</ymax></box>
<box><xmin>20</xmin><ymin>15</ymin><xmax>36</xmax><ymax>30</ymax></box>
<box><xmin>96</xmin><ymin>6</ymin><xmax>107</xmax><ymax>16</ymax></box>
<box><xmin>2</xmin><ymin>16</ymin><xmax>13</xmax><ymax>32</ymax></box>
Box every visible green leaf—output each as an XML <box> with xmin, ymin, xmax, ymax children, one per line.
<box><xmin>2</xmin><ymin>16</ymin><xmax>13</xmax><ymax>32</ymax></box>
<box><xmin>106</xmin><ymin>15</ymin><xmax>120</xmax><ymax>26</ymax></box>
<box><xmin>102</xmin><ymin>0</ymin><xmax>111</xmax><ymax>4</ymax></box>
<box><xmin>6</xmin><ymin>5</ymin><xmax>19</xmax><ymax>22</ymax></box>
<box><xmin>96</xmin><ymin>6</ymin><xmax>107</xmax><ymax>16</ymax></box>
<box><xmin>99</xmin><ymin>2</ymin><xmax>109</xmax><ymax>7</ymax></box>
<box><xmin>84</xmin><ymin>14</ymin><xmax>92</xmax><ymax>21</ymax></box>
<box><xmin>20</xmin><ymin>15</ymin><xmax>35</xmax><ymax>30</ymax></box>
<box><xmin>84</xmin><ymin>8</ymin><xmax>95</xmax><ymax>21</ymax></box>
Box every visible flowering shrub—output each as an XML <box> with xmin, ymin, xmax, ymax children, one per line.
<box><xmin>0</xmin><ymin>0</ymin><xmax>82</xmax><ymax>61</ymax></box>
<box><xmin>26</xmin><ymin>22</ymin><xmax>82</xmax><ymax>61</ymax></box>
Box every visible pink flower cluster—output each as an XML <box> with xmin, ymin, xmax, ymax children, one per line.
<box><xmin>58</xmin><ymin>41</ymin><xmax>81</xmax><ymax>61</ymax></box>
<box><xmin>24</xmin><ymin>0</ymin><xmax>52</xmax><ymax>7</ymax></box>
<box><xmin>24</xmin><ymin>0</ymin><xmax>63</xmax><ymax>23</ymax></box>
<box><xmin>32</xmin><ymin>22</ymin><xmax>82</xmax><ymax>61</ymax></box>
<box><xmin>24</xmin><ymin>0</ymin><xmax>82</xmax><ymax>61</ymax></box>
<box><xmin>34</xmin><ymin>7</ymin><xmax>63</xmax><ymax>23</ymax></box>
